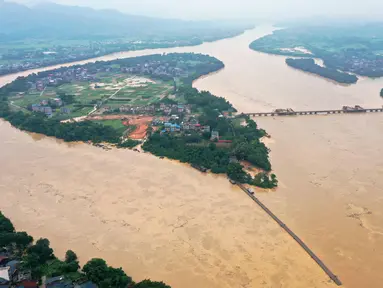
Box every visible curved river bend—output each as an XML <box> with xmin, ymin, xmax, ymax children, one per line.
<box><xmin>1</xmin><ymin>25</ymin><xmax>382</xmax><ymax>288</ymax></box>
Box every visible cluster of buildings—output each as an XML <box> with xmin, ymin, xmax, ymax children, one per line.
<box><xmin>41</xmin><ymin>276</ymin><xmax>96</xmax><ymax>288</ymax></box>
<box><xmin>121</xmin><ymin>62</ymin><xmax>187</xmax><ymax>78</ymax></box>
<box><xmin>0</xmin><ymin>255</ymin><xmax>96</xmax><ymax>288</ymax></box>
<box><xmin>31</xmin><ymin>104</ymin><xmax>53</xmax><ymax>117</ymax></box>
<box><xmin>28</xmin><ymin>58</ymin><xmax>193</xmax><ymax>94</ymax></box>
<box><xmin>0</xmin><ymin>256</ymin><xmax>36</xmax><ymax>288</ymax></box>
<box><xmin>31</xmin><ymin>98</ymin><xmax>71</xmax><ymax>117</ymax></box>
<box><xmin>157</xmin><ymin>118</ymin><xmax>211</xmax><ymax>134</ymax></box>
<box><xmin>117</xmin><ymin>103</ymin><xmax>192</xmax><ymax>116</ymax></box>
<box><xmin>326</xmin><ymin>51</ymin><xmax>383</xmax><ymax>76</ymax></box>
<box><xmin>347</xmin><ymin>57</ymin><xmax>383</xmax><ymax>75</ymax></box>
<box><xmin>0</xmin><ymin>39</ymin><xmax>199</xmax><ymax>76</ymax></box>
<box><xmin>28</xmin><ymin>68</ymin><xmax>97</xmax><ymax>91</ymax></box>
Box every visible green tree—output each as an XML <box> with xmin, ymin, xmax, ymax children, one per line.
<box><xmin>227</xmin><ymin>163</ymin><xmax>250</xmax><ymax>183</ymax></box>
<box><xmin>0</xmin><ymin>231</ymin><xmax>33</xmax><ymax>249</ymax></box>
<box><xmin>380</xmin><ymin>89</ymin><xmax>383</xmax><ymax>97</ymax></box>
<box><xmin>27</xmin><ymin>238</ymin><xmax>54</xmax><ymax>264</ymax></box>
<box><xmin>0</xmin><ymin>212</ymin><xmax>15</xmax><ymax>233</ymax></box>
<box><xmin>83</xmin><ymin>258</ymin><xmax>132</xmax><ymax>288</ymax></box>
<box><xmin>134</xmin><ymin>279</ymin><xmax>171</xmax><ymax>288</ymax></box>
<box><xmin>65</xmin><ymin>250</ymin><xmax>78</xmax><ymax>264</ymax></box>
<box><xmin>22</xmin><ymin>253</ymin><xmax>43</xmax><ymax>279</ymax></box>
<box><xmin>64</xmin><ymin>250</ymin><xmax>80</xmax><ymax>273</ymax></box>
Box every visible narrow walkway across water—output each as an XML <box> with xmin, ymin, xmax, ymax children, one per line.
<box><xmin>237</xmin><ymin>184</ymin><xmax>342</xmax><ymax>286</ymax></box>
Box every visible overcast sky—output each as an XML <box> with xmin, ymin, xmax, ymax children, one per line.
<box><xmin>10</xmin><ymin>0</ymin><xmax>383</xmax><ymax>20</ymax></box>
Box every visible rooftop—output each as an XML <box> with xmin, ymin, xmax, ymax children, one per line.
<box><xmin>0</xmin><ymin>267</ymin><xmax>10</xmax><ymax>282</ymax></box>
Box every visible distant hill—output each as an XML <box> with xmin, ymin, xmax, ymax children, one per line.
<box><xmin>0</xmin><ymin>1</ymin><xmax>253</xmax><ymax>41</ymax></box>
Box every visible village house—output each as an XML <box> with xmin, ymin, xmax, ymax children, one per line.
<box><xmin>163</xmin><ymin>107</ymin><xmax>172</xmax><ymax>115</ymax></box>
<box><xmin>60</xmin><ymin>107</ymin><xmax>71</xmax><ymax>114</ymax></box>
<box><xmin>211</xmin><ymin>130</ymin><xmax>219</xmax><ymax>141</ymax></box>
<box><xmin>202</xmin><ymin>125</ymin><xmax>211</xmax><ymax>133</ymax></box>
<box><xmin>0</xmin><ymin>258</ymin><xmax>37</xmax><ymax>288</ymax></box>
<box><xmin>164</xmin><ymin>122</ymin><xmax>181</xmax><ymax>132</ymax></box>
<box><xmin>50</xmin><ymin>98</ymin><xmax>63</xmax><ymax>107</ymax></box>
<box><xmin>177</xmin><ymin>104</ymin><xmax>184</xmax><ymax>113</ymax></box>
<box><xmin>31</xmin><ymin>104</ymin><xmax>53</xmax><ymax>117</ymax></box>
<box><xmin>40</xmin><ymin>99</ymin><xmax>49</xmax><ymax>106</ymax></box>
<box><xmin>119</xmin><ymin>105</ymin><xmax>131</xmax><ymax>113</ymax></box>
<box><xmin>36</xmin><ymin>81</ymin><xmax>44</xmax><ymax>91</ymax></box>
<box><xmin>152</xmin><ymin>118</ymin><xmax>163</xmax><ymax>126</ymax></box>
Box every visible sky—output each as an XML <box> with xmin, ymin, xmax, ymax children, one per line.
<box><xmin>10</xmin><ymin>0</ymin><xmax>383</xmax><ymax>20</ymax></box>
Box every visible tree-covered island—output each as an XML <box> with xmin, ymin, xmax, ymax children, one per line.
<box><xmin>0</xmin><ymin>53</ymin><xmax>277</xmax><ymax>189</ymax></box>
<box><xmin>250</xmin><ymin>23</ymin><xmax>383</xmax><ymax>84</ymax></box>
<box><xmin>285</xmin><ymin>58</ymin><xmax>358</xmax><ymax>84</ymax></box>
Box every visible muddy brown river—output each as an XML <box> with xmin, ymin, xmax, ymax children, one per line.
<box><xmin>1</xmin><ymin>25</ymin><xmax>383</xmax><ymax>288</ymax></box>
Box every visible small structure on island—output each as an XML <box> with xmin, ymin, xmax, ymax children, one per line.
<box><xmin>164</xmin><ymin>122</ymin><xmax>181</xmax><ymax>132</ymax></box>
<box><xmin>60</xmin><ymin>107</ymin><xmax>71</xmax><ymax>114</ymax></box>
<box><xmin>31</xmin><ymin>104</ymin><xmax>53</xmax><ymax>117</ymax></box>
<box><xmin>211</xmin><ymin>130</ymin><xmax>219</xmax><ymax>141</ymax></box>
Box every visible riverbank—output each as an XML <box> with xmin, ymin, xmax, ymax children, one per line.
<box><xmin>0</xmin><ymin>119</ymin><xmax>336</xmax><ymax>288</ymax></box>
<box><xmin>0</xmin><ymin>25</ymin><xmax>383</xmax><ymax>288</ymax></box>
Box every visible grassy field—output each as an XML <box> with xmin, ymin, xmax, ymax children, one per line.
<box><xmin>112</xmin><ymin>82</ymin><xmax>172</xmax><ymax>105</ymax></box>
<box><xmin>93</xmin><ymin>119</ymin><xmax>127</xmax><ymax>134</ymax></box>
<box><xmin>9</xmin><ymin>73</ymin><xmax>174</xmax><ymax>119</ymax></box>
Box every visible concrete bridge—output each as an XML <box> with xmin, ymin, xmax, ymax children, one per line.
<box><xmin>244</xmin><ymin>106</ymin><xmax>383</xmax><ymax>117</ymax></box>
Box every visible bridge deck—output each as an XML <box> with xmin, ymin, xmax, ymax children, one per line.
<box><xmin>245</xmin><ymin>108</ymin><xmax>383</xmax><ymax>117</ymax></box>
<box><xmin>237</xmin><ymin>184</ymin><xmax>342</xmax><ymax>286</ymax></box>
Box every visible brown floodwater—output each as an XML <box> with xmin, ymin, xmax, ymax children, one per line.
<box><xmin>0</xmin><ymin>25</ymin><xmax>382</xmax><ymax>288</ymax></box>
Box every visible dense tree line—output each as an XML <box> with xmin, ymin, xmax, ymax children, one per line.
<box><xmin>0</xmin><ymin>106</ymin><xmax>120</xmax><ymax>143</ymax></box>
<box><xmin>143</xmin><ymin>132</ymin><xmax>277</xmax><ymax>188</ymax></box>
<box><xmin>0</xmin><ymin>211</ymin><xmax>171</xmax><ymax>287</ymax></box>
<box><xmin>143</xmin><ymin>103</ymin><xmax>277</xmax><ymax>189</ymax></box>
<box><xmin>250</xmin><ymin>24</ymin><xmax>383</xmax><ymax>78</ymax></box>
<box><xmin>286</xmin><ymin>58</ymin><xmax>358</xmax><ymax>84</ymax></box>
<box><xmin>117</xmin><ymin>139</ymin><xmax>142</xmax><ymax>149</ymax></box>
<box><xmin>178</xmin><ymin>86</ymin><xmax>236</xmax><ymax>112</ymax></box>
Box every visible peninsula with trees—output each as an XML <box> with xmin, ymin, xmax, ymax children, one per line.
<box><xmin>250</xmin><ymin>23</ymin><xmax>383</xmax><ymax>84</ymax></box>
<box><xmin>286</xmin><ymin>58</ymin><xmax>358</xmax><ymax>84</ymax></box>
<box><xmin>0</xmin><ymin>1</ymin><xmax>252</xmax><ymax>75</ymax></box>
<box><xmin>0</xmin><ymin>211</ymin><xmax>170</xmax><ymax>288</ymax></box>
<box><xmin>0</xmin><ymin>52</ymin><xmax>277</xmax><ymax>189</ymax></box>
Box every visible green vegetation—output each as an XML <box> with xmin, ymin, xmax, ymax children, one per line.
<box><xmin>0</xmin><ymin>1</ymin><xmax>252</xmax><ymax>75</ymax></box>
<box><xmin>0</xmin><ymin>211</ymin><xmax>171</xmax><ymax>287</ymax></box>
<box><xmin>380</xmin><ymin>89</ymin><xmax>383</xmax><ymax>97</ymax></box>
<box><xmin>286</xmin><ymin>58</ymin><xmax>358</xmax><ymax>84</ymax></box>
<box><xmin>2</xmin><ymin>109</ymin><xmax>120</xmax><ymax>143</ymax></box>
<box><xmin>4</xmin><ymin>53</ymin><xmax>224</xmax><ymax>122</ymax></box>
<box><xmin>134</xmin><ymin>280</ymin><xmax>171</xmax><ymax>288</ymax></box>
<box><xmin>0</xmin><ymin>53</ymin><xmax>277</xmax><ymax>188</ymax></box>
<box><xmin>83</xmin><ymin>259</ymin><xmax>132</xmax><ymax>288</ymax></box>
<box><xmin>93</xmin><ymin>120</ymin><xmax>127</xmax><ymax>134</ymax></box>
<box><xmin>179</xmin><ymin>86</ymin><xmax>236</xmax><ymax>112</ymax></box>
<box><xmin>250</xmin><ymin>23</ymin><xmax>383</xmax><ymax>82</ymax></box>
<box><xmin>143</xmin><ymin>88</ymin><xmax>277</xmax><ymax>188</ymax></box>
<box><xmin>118</xmin><ymin>139</ymin><xmax>142</xmax><ymax>149</ymax></box>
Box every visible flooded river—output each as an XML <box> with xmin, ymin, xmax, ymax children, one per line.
<box><xmin>1</xmin><ymin>25</ymin><xmax>383</xmax><ymax>288</ymax></box>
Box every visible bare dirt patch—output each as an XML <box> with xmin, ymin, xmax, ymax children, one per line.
<box><xmin>122</xmin><ymin>116</ymin><xmax>154</xmax><ymax>140</ymax></box>
<box><xmin>87</xmin><ymin>115</ymin><xmax>155</xmax><ymax>140</ymax></box>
